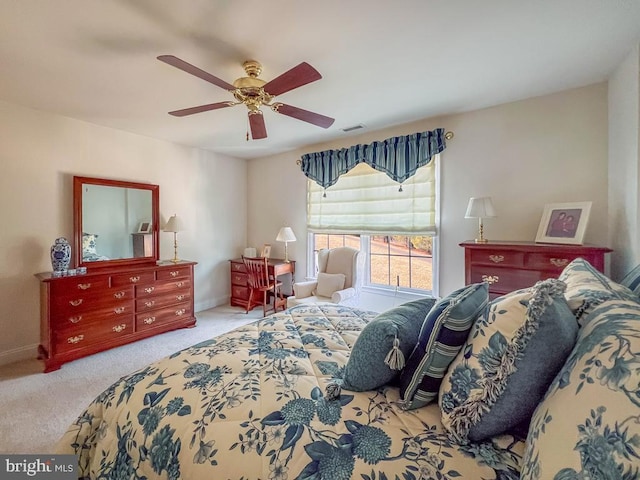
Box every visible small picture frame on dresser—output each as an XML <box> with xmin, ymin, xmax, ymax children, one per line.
<box><xmin>261</xmin><ymin>244</ymin><xmax>271</xmax><ymax>258</ymax></box>
<box><xmin>535</xmin><ymin>201</ymin><xmax>592</xmax><ymax>245</ymax></box>
<box><xmin>137</xmin><ymin>221</ymin><xmax>152</xmax><ymax>233</ymax></box>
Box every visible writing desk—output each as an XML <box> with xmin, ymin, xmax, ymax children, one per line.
<box><xmin>229</xmin><ymin>258</ymin><xmax>296</xmax><ymax>311</ymax></box>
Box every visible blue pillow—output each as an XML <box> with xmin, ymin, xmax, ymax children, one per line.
<box><xmin>439</xmin><ymin>279</ymin><xmax>578</xmax><ymax>443</ymax></box>
<box><xmin>341</xmin><ymin>297</ymin><xmax>437</xmax><ymax>392</ymax></box>
<box><xmin>398</xmin><ymin>283</ymin><xmax>489</xmax><ymax>410</ymax></box>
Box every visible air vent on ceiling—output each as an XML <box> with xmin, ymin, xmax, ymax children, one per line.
<box><xmin>342</xmin><ymin>124</ymin><xmax>365</xmax><ymax>132</ymax></box>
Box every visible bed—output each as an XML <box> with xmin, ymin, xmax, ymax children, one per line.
<box><xmin>56</xmin><ymin>303</ymin><xmax>524</xmax><ymax>479</ymax></box>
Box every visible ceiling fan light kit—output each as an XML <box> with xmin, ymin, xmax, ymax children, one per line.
<box><xmin>158</xmin><ymin>55</ymin><xmax>335</xmax><ymax>140</ymax></box>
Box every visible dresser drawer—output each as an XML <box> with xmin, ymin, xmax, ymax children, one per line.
<box><xmin>231</xmin><ymin>272</ymin><xmax>248</xmax><ymax>286</ymax></box>
<box><xmin>52</xmin><ymin>300</ymin><xmax>134</xmax><ymax>328</ymax></box>
<box><xmin>526</xmin><ymin>252</ymin><xmax>585</xmax><ymax>272</ymax></box>
<box><xmin>53</xmin><ymin>318</ymin><xmax>134</xmax><ymax>355</ymax></box>
<box><xmin>111</xmin><ymin>271</ymin><xmax>155</xmax><ymax>287</ymax></box>
<box><xmin>52</xmin><ymin>286</ymin><xmax>134</xmax><ymax>311</ymax></box>
<box><xmin>156</xmin><ymin>266</ymin><xmax>191</xmax><ymax>281</ymax></box>
<box><xmin>50</xmin><ymin>276</ymin><xmax>110</xmax><ymax>296</ymax></box>
<box><xmin>136</xmin><ymin>291</ymin><xmax>192</xmax><ymax>312</ymax></box>
<box><xmin>469</xmin><ymin>250</ymin><xmax>524</xmax><ymax>267</ymax></box>
<box><xmin>230</xmin><ymin>262</ymin><xmax>246</xmax><ymax>273</ymax></box>
<box><xmin>136</xmin><ymin>280</ymin><xmax>190</xmax><ymax>298</ymax></box>
<box><xmin>136</xmin><ymin>302</ymin><xmax>193</xmax><ymax>331</ymax></box>
<box><xmin>469</xmin><ymin>267</ymin><xmax>544</xmax><ymax>293</ymax></box>
<box><xmin>231</xmin><ymin>285</ymin><xmax>250</xmax><ymax>300</ymax></box>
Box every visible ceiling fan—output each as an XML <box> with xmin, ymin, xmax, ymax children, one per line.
<box><xmin>157</xmin><ymin>55</ymin><xmax>335</xmax><ymax>140</ymax></box>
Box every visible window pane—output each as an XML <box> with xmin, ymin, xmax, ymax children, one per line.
<box><xmin>410</xmin><ymin>256</ymin><xmax>433</xmax><ymax>290</ymax></box>
<box><xmin>370</xmin><ymin>253</ymin><xmax>390</xmax><ymax>286</ymax></box>
<box><xmin>390</xmin><ymin>255</ymin><xmax>410</xmax><ymax>288</ymax></box>
<box><xmin>315</xmin><ymin>234</ymin><xmax>329</xmax><ymax>250</ymax></box>
<box><xmin>410</xmin><ymin>236</ymin><xmax>432</xmax><ymax>256</ymax></box>
<box><xmin>371</xmin><ymin>236</ymin><xmax>390</xmax><ymax>254</ymax></box>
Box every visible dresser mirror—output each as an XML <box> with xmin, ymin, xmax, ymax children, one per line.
<box><xmin>73</xmin><ymin>176</ymin><xmax>160</xmax><ymax>269</ymax></box>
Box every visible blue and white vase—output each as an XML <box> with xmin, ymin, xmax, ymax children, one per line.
<box><xmin>50</xmin><ymin>237</ymin><xmax>71</xmax><ymax>273</ymax></box>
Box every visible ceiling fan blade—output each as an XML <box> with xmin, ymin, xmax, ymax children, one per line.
<box><xmin>158</xmin><ymin>55</ymin><xmax>236</xmax><ymax>91</ymax></box>
<box><xmin>249</xmin><ymin>112</ymin><xmax>267</xmax><ymax>140</ymax></box>
<box><xmin>273</xmin><ymin>103</ymin><xmax>335</xmax><ymax>129</ymax></box>
<box><xmin>168</xmin><ymin>102</ymin><xmax>233</xmax><ymax>117</ymax></box>
<box><xmin>263</xmin><ymin>62</ymin><xmax>322</xmax><ymax>96</ymax></box>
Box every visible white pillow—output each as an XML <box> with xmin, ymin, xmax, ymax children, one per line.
<box><xmin>316</xmin><ymin>272</ymin><xmax>346</xmax><ymax>298</ymax></box>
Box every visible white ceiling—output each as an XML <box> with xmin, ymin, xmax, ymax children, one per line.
<box><xmin>1</xmin><ymin>0</ymin><xmax>639</xmax><ymax>159</ymax></box>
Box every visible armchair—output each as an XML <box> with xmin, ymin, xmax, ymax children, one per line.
<box><xmin>287</xmin><ymin>247</ymin><xmax>364</xmax><ymax>308</ymax></box>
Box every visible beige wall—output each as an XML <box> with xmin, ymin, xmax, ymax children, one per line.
<box><xmin>0</xmin><ymin>100</ymin><xmax>248</xmax><ymax>365</ymax></box>
<box><xmin>609</xmin><ymin>43</ymin><xmax>640</xmax><ymax>279</ymax></box>
<box><xmin>248</xmin><ymin>83</ymin><xmax>610</xmax><ymax>297</ymax></box>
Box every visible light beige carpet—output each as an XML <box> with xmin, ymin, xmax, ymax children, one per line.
<box><xmin>0</xmin><ymin>305</ymin><xmax>264</xmax><ymax>454</ymax></box>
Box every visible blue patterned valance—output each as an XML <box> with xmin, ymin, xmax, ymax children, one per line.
<box><xmin>299</xmin><ymin>128</ymin><xmax>447</xmax><ymax>189</ymax></box>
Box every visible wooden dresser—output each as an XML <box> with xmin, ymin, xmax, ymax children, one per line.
<box><xmin>229</xmin><ymin>258</ymin><xmax>295</xmax><ymax>311</ymax></box>
<box><xmin>36</xmin><ymin>260</ymin><xmax>196</xmax><ymax>372</ymax></box>
<box><xmin>460</xmin><ymin>241</ymin><xmax>612</xmax><ymax>298</ymax></box>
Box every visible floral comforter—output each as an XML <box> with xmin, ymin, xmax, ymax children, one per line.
<box><xmin>56</xmin><ymin>304</ymin><xmax>524</xmax><ymax>480</ymax></box>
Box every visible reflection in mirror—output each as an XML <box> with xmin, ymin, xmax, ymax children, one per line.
<box><xmin>81</xmin><ymin>185</ymin><xmax>153</xmax><ymax>262</ymax></box>
<box><xmin>74</xmin><ymin>176</ymin><xmax>160</xmax><ymax>269</ymax></box>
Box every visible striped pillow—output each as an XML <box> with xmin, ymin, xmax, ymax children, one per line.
<box><xmin>620</xmin><ymin>263</ymin><xmax>640</xmax><ymax>295</ymax></box>
<box><xmin>398</xmin><ymin>283</ymin><xmax>488</xmax><ymax>410</ymax></box>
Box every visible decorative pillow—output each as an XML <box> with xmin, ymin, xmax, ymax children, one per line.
<box><xmin>559</xmin><ymin>258</ymin><xmax>636</xmax><ymax>325</ymax></box>
<box><xmin>439</xmin><ymin>279</ymin><xmax>578</xmax><ymax>444</ymax></box>
<box><xmin>398</xmin><ymin>283</ymin><xmax>489</xmax><ymax>410</ymax></box>
<box><xmin>82</xmin><ymin>233</ymin><xmax>99</xmax><ymax>255</ymax></box>
<box><xmin>521</xmin><ymin>298</ymin><xmax>640</xmax><ymax>479</ymax></box>
<box><xmin>619</xmin><ymin>263</ymin><xmax>640</xmax><ymax>295</ymax></box>
<box><xmin>341</xmin><ymin>297</ymin><xmax>437</xmax><ymax>392</ymax></box>
<box><xmin>315</xmin><ymin>272</ymin><xmax>346</xmax><ymax>298</ymax></box>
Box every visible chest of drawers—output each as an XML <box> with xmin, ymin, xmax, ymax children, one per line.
<box><xmin>460</xmin><ymin>241</ymin><xmax>612</xmax><ymax>298</ymax></box>
<box><xmin>36</xmin><ymin>260</ymin><xmax>196</xmax><ymax>372</ymax></box>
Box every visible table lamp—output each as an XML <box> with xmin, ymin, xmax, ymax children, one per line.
<box><xmin>276</xmin><ymin>227</ymin><xmax>296</xmax><ymax>263</ymax></box>
<box><xmin>465</xmin><ymin>197</ymin><xmax>496</xmax><ymax>243</ymax></box>
<box><xmin>164</xmin><ymin>214</ymin><xmax>182</xmax><ymax>263</ymax></box>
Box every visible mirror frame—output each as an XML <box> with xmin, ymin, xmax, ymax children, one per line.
<box><xmin>73</xmin><ymin>176</ymin><xmax>160</xmax><ymax>269</ymax></box>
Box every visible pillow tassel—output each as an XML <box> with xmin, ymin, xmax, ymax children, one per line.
<box><xmin>384</xmin><ymin>336</ymin><xmax>405</xmax><ymax>370</ymax></box>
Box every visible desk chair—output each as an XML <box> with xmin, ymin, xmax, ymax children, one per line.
<box><xmin>242</xmin><ymin>256</ymin><xmax>287</xmax><ymax>316</ymax></box>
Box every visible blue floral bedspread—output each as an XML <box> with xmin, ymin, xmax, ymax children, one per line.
<box><xmin>56</xmin><ymin>304</ymin><xmax>524</xmax><ymax>479</ymax></box>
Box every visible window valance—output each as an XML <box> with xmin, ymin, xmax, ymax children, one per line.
<box><xmin>299</xmin><ymin>128</ymin><xmax>447</xmax><ymax>189</ymax></box>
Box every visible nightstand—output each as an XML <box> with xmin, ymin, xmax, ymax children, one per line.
<box><xmin>460</xmin><ymin>240</ymin><xmax>612</xmax><ymax>298</ymax></box>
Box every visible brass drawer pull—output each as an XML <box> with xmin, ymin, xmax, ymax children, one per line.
<box><xmin>77</xmin><ymin>283</ymin><xmax>92</xmax><ymax>290</ymax></box>
<box><xmin>114</xmin><ymin>307</ymin><xmax>126</xmax><ymax>314</ymax></box>
<box><xmin>143</xmin><ymin>316</ymin><xmax>156</xmax><ymax>325</ymax></box>
<box><xmin>129</xmin><ymin>276</ymin><xmax>141</xmax><ymax>283</ymax></box>
<box><xmin>176</xmin><ymin>294</ymin><xmax>185</xmax><ymax>301</ymax></box>
<box><xmin>489</xmin><ymin>255</ymin><xmax>504</xmax><ymax>263</ymax></box>
<box><xmin>67</xmin><ymin>335</ymin><xmax>84</xmax><ymax>344</ymax></box>
<box><xmin>69</xmin><ymin>316</ymin><xmax>82</xmax><ymax>324</ymax></box>
<box><xmin>112</xmin><ymin>324</ymin><xmax>127</xmax><ymax>333</ymax></box>
<box><xmin>114</xmin><ymin>291</ymin><xmax>126</xmax><ymax>299</ymax></box>
<box><xmin>550</xmin><ymin>258</ymin><xmax>569</xmax><ymax>267</ymax></box>
<box><xmin>175</xmin><ymin>308</ymin><xmax>186</xmax><ymax>316</ymax></box>
<box><xmin>481</xmin><ymin>275</ymin><xmax>499</xmax><ymax>285</ymax></box>
<box><xmin>170</xmin><ymin>271</ymin><xmax>179</xmax><ymax>277</ymax></box>
<box><xmin>144</xmin><ymin>286</ymin><xmax>155</xmax><ymax>294</ymax></box>
<box><xmin>69</xmin><ymin>299</ymin><xmax>83</xmax><ymax>307</ymax></box>
<box><xmin>144</xmin><ymin>300</ymin><xmax>155</xmax><ymax>308</ymax></box>
<box><xmin>176</xmin><ymin>281</ymin><xmax>185</xmax><ymax>288</ymax></box>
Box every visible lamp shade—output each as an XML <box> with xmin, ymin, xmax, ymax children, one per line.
<box><xmin>465</xmin><ymin>197</ymin><xmax>496</xmax><ymax>218</ymax></box>
<box><xmin>276</xmin><ymin>227</ymin><xmax>297</xmax><ymax>243</ymax></box>
<box><xmin>163</xmin><ymin>215</ymin><xmax>182</xmax><ymax>233</ymax></box>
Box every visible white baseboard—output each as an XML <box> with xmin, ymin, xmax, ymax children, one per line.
<box><xmin>0</xmin><ymin>343</ymin><xmax>38</xmax><ymax>367</ymax></box>
<box><xmin>194</xmin><ymin>295</ymin><xmax>229</xmax><ymax>313</ymax></box>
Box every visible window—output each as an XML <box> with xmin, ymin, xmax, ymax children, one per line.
<box><xmin>310</xmin><ymin>234</ymin><xmax>434</xmax><ymax>293</ymax></box>
<box><xmin>307</xmin><ymin>157</ymin><xmax>439</xmax><ymax>295</ymax></box>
